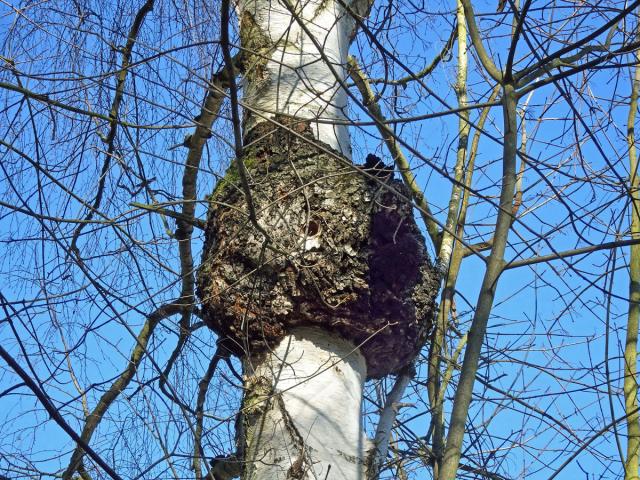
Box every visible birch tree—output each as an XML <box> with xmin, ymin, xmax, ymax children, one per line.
<box><xmin>197</xmin><ymin>0</ymin><xmax>438</xmax><ymax>477</ymax></box>
<box><xmin>3</xmin><ymin>1</ymin><xmax>640</xmax><ymax>480</ymax></box>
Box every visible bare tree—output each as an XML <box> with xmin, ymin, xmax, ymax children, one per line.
<box><xmin>2</xmin><ymin>1</ymin><xmax>640</xmax><ymax>479</ymax></box>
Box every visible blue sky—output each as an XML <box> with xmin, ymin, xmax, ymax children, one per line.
<box><xmin>1</xmin><ymin>0</ymin><xmax>639</xmax><ymax>478</ymax></box>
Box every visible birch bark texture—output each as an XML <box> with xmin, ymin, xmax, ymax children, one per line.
<box><xmin>239</xmin><ymin>0</ymin><xmax>362</xmax><ymax>157</ymax></box>
<box><xmin>212</xmin><ymin>0</ymin><xmax>377</xmax><ymax>474</ymax></box>
<box><xmin>241</xmin><ymin>328</ymin><xmax>369</xmax><ymax>479</ymax></box>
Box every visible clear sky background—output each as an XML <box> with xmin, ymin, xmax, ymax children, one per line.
<box><xmin>0</xmin><ymin>0</ymin><xmax>638</xmax><ymax>478</ymax></box>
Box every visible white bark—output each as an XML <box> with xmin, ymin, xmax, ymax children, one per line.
<box><xmin>369</xmin><ymin>367</ymin><xmax>413</xmax><ymax>479</ymax></box>
<box><xmin>238</xmin><ymin>0</ymin><xmax>358</xmax><ymax>156</ymax></box>
<box><xmin>235</xmin><ymin>1</ymin><xmax>374</xmax><ymax>477</ymax></box>
<box><xmin>241</xmin><ymin>327</ymin><xmax>371</xmax><ymax>479</ymax></box>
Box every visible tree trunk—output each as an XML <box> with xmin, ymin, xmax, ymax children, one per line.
<box><xmin>229</xmin><ymin>2</ymin><xmax>371</xmax><ymax>477</ymax></box>
<box><xmin>238</xmin><ymin>0</ymin><xmax>359</xmax><ymax>157</ymax></box>
<box><xmin>240</xmin><ymin>327</ymin><xmax>370</xmax><ymax>479</ymax></box>
<box><xmin>625</xmin><ymin>29</ymin><xmax>640</xmax><ymax>480</ymax></box>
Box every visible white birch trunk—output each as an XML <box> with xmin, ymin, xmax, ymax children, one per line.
<box><xmin>238</xmin><ymin>0</ymin><xmax>363</xmax><ymax>156</ymax></box>
<box><xmin>235</xmin><ymin>1</ymin><xmax>373</xmax><ymax>477</ymax></box>
<box><xmin>241</xmin><ymin>327</ymin><xmax>370</xmax><ymax>479</ymax></box>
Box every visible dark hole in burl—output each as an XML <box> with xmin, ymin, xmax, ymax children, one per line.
<box><xmin>305</xmin><ymin>219</ymin><xmax>320</xmax><ymax>237</ymax></box>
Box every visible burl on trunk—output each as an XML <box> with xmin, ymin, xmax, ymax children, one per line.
<box><xmin>197</xmin><ymin>0</ymin><xmax>437</xmax><ymax>477</ymax></box>
<box><xmin>198</xmin><ymin>119</ymin><xmax>438</xmax><ymax>379</ymax></box>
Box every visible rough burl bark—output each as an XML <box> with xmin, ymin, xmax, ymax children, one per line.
<box><xmin>197</xmin><ymin>118</ymin><xmax>439</xmax><ymax>379</ymax></box>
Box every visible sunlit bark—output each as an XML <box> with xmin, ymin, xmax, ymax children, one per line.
<box><xmin>242</xmin><ymin>328</ymin><xmax>369</xmax><ymax>479</ymax></box>
<box><xmin>625</xmin><ymin>32</ymin><xmax>640</xmax><ymax>480</ymax></box>
<box><xmin>233</xmin><ymin>0</ymin><xmax>374</xmax><ymax>477</ymax></box>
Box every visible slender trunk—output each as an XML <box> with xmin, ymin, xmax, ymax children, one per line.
<box><xmin>429</xmin><ymin>3</ymin><xmax>469</xmax><ymax>474</ymax></box>
<box><xmin>438</xmin><ymin>84</ymin><xmax>518</xmax><ymax>479</ymax></box>
<box><xmin>625</xmin><ymin>37</ymin><xmax>640</xmax><ymax>480</ymax></box>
